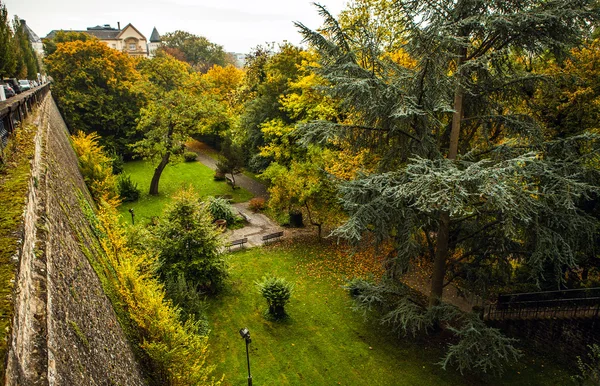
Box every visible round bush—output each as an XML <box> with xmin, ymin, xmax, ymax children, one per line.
<box><xmin>248</xmin><ymin>197</ymin><xmax>266</xmax><ymax>212</ymax></box>
<box><xmin>183</xmin><ymin>151</ymin><xmax>197</xmax><ymax>162</ymax></box>
<box><xmin>255</xmin><ymin>276</ymin><xmax>294</xmax><ymax>318</ymax></box>
<box><xmin>207</xmin><ymin>196</ymin><xmax>236</xmax><ymax>224</ymax></box>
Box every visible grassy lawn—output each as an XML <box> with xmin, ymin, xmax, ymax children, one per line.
<box><xmin>118</xmin><ymin>159</ymin><xmax>253</xmax><ymax>223</ymax></box>
<box><xmin>206</xmin><ymin>239</ymin><xmax>571</xmax><ymax>386</ymax></box>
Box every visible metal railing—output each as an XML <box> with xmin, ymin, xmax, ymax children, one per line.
<box><xmin>484</xmin><ymin>287</ymin><xmax>600</xmax><ymax>321</ymax></box>
<box><xmin>0</xmin><ymin>83</ymin><xmax>50</xmax><ymax>150</ymax></box>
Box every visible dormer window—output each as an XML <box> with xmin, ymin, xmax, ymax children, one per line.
<box><xmin>129</xmin><ymin>43</ymin><xmax>136</xmax><ymax>51</ymax></box>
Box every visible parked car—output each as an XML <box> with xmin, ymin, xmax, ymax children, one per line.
<box><xmin>18</xmin><ymin>79</ymin><xmax>31</xmax><ymax>91</ymax></box>
<box><xmin>4</xmin><ymin>78</ymin><xmax>21</xmax><ymax>94</ymax></box>
<box><xmin>1</xmin><ymin>83</ymin><xmax>15</xmax><ymax>98</ymax></box>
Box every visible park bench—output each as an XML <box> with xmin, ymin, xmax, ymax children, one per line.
<box><xmin>262</xmin><ymin>231</ymin><xmax>283</xmax><ymax>244</ymax></box>
<box><xmin>227</xmin><ymin>237</ymin><xmax>248</xmax><ymax>252</ymax></box>
<box><xmin>238</xmin><ymin>211</ymin><xmax>251</xmax><ymax>223</ymax></box>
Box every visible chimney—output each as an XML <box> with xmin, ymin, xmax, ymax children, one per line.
<box><xmin>118</xmin><ymin>21</ymin><xmax>120</xmax><ymax>30</ymax></box>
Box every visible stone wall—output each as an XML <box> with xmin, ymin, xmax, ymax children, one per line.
<box><xmin>5</xmin><ymin>95</ymin><xmax>146</xmax><ymax>385</ymax></box>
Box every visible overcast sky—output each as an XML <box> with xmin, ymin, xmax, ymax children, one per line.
<box><xmin>4</xmin><ymin>0</ymin><xmax>349</xmax><ymax>53</ymax></box>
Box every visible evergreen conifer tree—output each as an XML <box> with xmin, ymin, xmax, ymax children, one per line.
<box><xmin>297</xmin><ymin>0</ymin><xmax>600</xmax><ymax>305</ymax></box>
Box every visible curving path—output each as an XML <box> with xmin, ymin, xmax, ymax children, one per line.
<box><xmin>186</xmin><ymin>140</ymin><xmax>269</xmax><ymax>199</ymax></box>
<box><xmin>186</xmin><ymin>141</ymin><xmax>284</xmax><ymax>246</ymax></box>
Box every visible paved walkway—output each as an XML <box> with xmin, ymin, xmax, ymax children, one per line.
<box><xmin>186</xmin><ymin>140</ymin><xmax>269</xmax><ymax>199</ymax></box>
<box><xmin>224</xmin><ymin>202</ymin><xmax>287</xmax><ymax>249</ymax></box>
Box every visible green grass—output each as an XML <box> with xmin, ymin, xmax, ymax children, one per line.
<box><xmin>118</xmin><ymin>159</ymin><xmax>253</xmax><ymax>224</ymax></box>
<box><xmin>206</xmin><ymin>239</ymin><xmax>572</xmax><ymax>386</ymax></box>
<box><xmin>0</xmin><ymin>124</ymin><xmax>37</xmax><ymax>378</ymax></box>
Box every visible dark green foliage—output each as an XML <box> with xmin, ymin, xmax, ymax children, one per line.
<box><xmin>117</xmin><ymin>174</ymin><xmax>140</xmax><ymax>202</ymax></box>
<box><xmin>215</xmin><ymin>139</ymin><xmax>244</xmax><ymax>189</ymax></box>
<box><xmin>297</xmin><ymin>0</ymin><xmax>600</xmax><ymax>301</ymax></box>
<box><xmin>12</xmin><ymin>17</ymin><xmax>38</xmax><ymax>79</ymax></box>
<box><xmin>111</xmin><ymin>152</ymin><xmax>124</xmax><ymax>175</ymax></box>
<box><xmin>206</xmin><ymin>196</ymin><xmax>236</xmax><ymax>224</ymax></box>
<box><xmin>572</xmin><ymin>344</ymin><xmax>600</xmax><ymax>386</ymax></box>
<box><xmin>152</xmin><ymin>189</ymin><xmax>227</xmax><ymax>293</ymax></box>
<box><xmin>255</xmin><ymin>276</ymin><xmax>294</xmax><ymax>318</ymax></box>
<box><xmin>239</xmin><ymin>44</ymin><xmax>304</xmax><ymax>157</ymax></box>
<box><xmin>440</xmin><ymin>316</ymin><xmax>522</xmax><ymax>375</ymax></box>
<box><xmin>164</xmin><ymin>274</ymin><xmax>209</xmax><ymax>335</ymax></box>
<box><xmin>344</xmin><ymin>278</ymin><xmax>522</xmax><ymax>375</ymax></box>
<box><xmin>0</xmin><ymin>2</ymin><xmax>15</xmax><ymax>78</ymax></box>
<box><xmin>160</xmin><ymin>30</ymin><xmax>230</xmax><ymax>73</ymax></box>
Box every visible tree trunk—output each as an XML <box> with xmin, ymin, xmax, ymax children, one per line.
<box><xmin>149</xmin><ymin>152</ymin><xmax>171</xmax><ymax>196</ymax></box>
<box><xmin>149</xmin><ymin>123</ymin><xmax>174</xmax><ymax>196</ymax></box>
<box><xmin>429</xmin><ymin>48</ymin><xmax>466</xmax><ymax>306</ymax></box>
<box><xmin>305</xmin><ymin>203</ymin><xmax>322</xmax><ymax>238</ymax></box>
<box><xmin>229</xmin><ymin>172</ymin><xmax>236</xmax><ymax>190</ymax></box>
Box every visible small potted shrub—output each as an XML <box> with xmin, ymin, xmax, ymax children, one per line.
<box><xmin>255</xmin><ymin>276</ymin><xmax>294</xmax><ymax>319</ymax></box>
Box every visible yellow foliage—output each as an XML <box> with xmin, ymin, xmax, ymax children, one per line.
<box><xmin>95</xmin><ymin>202</ymin><xmax>221</xmax><ymax>385</ymax></box>
<box><xmin>71</xmin><ymin>132</ymin><xmax>118</xmax><ymax>203</ymax></box>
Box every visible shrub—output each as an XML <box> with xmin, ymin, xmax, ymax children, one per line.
<box><xmin>111</xmin><ymin>153</ymin><xmax>125</xmax><ymax>175</ymax></box>
<box><xmin>88</xmin><ymin>200</ymin><xmax>221</xmax><ymax>385</ymax></box>
<box><xmin>153</xmin><ymin>189</ymin><xmax>227</xmax><ymax>293</ymax></box>
<box><xmin>248</xmin><ymin>197</ymin><xmax>266</xmax><ymax>212</ymax></box>
<box><xmin>184</xmin><ymin>151</ymin><xmax>197</xmax><ymax>162</ymax></box>
<box><xmin>117</xmin><ymin>174</ymin><xmax>140</xmax><ymax>202</ymax></box>
<box><xmin>71</xmin><ymin>131</ymin><xmax>118</xmax><ymax>203</ymax></box>
<box><xmin>255</xmin><ymin>276</ymin><xmax>294</xmax><ymax>319</ymax></box>
<box><xmin>207</xmin><ymin>196</ymin><xmax>236</xmax><ymax>224</ymax></box>
<box><xmin>213</xmin><ymin>171</ymin><xmax>226</xmax><ymax>181</ymax></box>
<box><xmin>572</xmin><ymin>344</ymin><xmax>600</xmax><ymax>385</ymax></box>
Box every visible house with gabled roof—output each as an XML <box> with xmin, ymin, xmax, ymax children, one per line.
<box><xmin>46</xmin><ymin>23</ymin><xmax>161</xmax><ymax>58</ymax></box>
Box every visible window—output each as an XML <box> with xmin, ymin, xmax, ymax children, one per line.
<box><xmin>129</xmin><ymin>43</ymin><xmax>136</xmax><ymax>51</ymax></box>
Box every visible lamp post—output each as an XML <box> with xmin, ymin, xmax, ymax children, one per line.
<box><xmin>128</xmin><ymin>208</ymin><xmax>135</xmax><ymax>224</ymax></box>
<box><xmin>239</xmin><ymin>327</ymin><xmax>252</xmax><ymax>386</ymax></box>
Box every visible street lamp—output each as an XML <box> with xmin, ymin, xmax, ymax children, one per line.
<box><xmin>239</xmin><ymin>327</ymin><xmax>252</xmax><ymax>386</ymax></box>
<box><xmin>128</xmin><ymin>208</ymin><xmax>135</xmax><ymax>225</ymax></box>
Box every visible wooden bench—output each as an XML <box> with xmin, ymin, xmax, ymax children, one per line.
<box><xmin>238</xmin><ymin>211</ymin><xmax>251</xmax><ymax>223</ymax></box>
<box><xmin>227</xmin><ymin>237</ymin><xmax>248</xmax><ymax>252</ymax></box>
<box><xmin>262</xmin><ymin>231</ymin><xmax>283</xmax><ymax>244</ymax></box>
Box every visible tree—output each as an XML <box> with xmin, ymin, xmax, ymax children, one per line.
<box><xmin>43</xmin><ymin>30</ymin><xmax>95</xmax><ymax>56</ymax></box>
<box><xmin>215</xmin><ymin>139</ymin><xmax>244</xmax><ymax>190</ymax></box>
<box><xmin>297</xmin><ymin>0</ymin><xmax>600</xmax><ymax>309</ymax></box>
<box><xmin>45</xmin><ymin>39</ymin><xmax>142</xmax><ymax>156</ymax></box>
<box><xmin>12</xmin><ymin>17</ymin><xmax>38</xmax><ymax>79</ymax></box>
<box><xmin>134</xmin><ymin>52</ymin><xmax>224</xmax><ymax>195</ymax></box>
<box><xmin>152</xmin><ymin>188</ymin><xmax>226</xmax><ymax>293</ymax></box>
<box><xmin>262</xmin><ymin>148</ymin><xmax>343</xmax><ymax>238</ymax></box>
<box><xmin>239</xmin><ymin>43</ymin><xmax>306</xmax><ymax>170</ymax></box>
<box><xmin>0</xmin><ymin>1</ymin><xmax>15</xmax><ymax>78</ymax></box>
<box><xmin>160</xmin><ymin>30</ymin><xmax>231</xmax><ymax>73</ymax></box>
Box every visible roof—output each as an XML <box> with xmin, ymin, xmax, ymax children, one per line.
<box><xmin>149</xmin><ymin>27</ymin><xmax>161</xmax><ymax>43</ymax></box>
<box><xmin>45</xmin><ymin>28</ymin><xmax>120</xmax><ymax>40</ymax></box>
<box><xmin>117</xmin><ymin>23</ymin><xmax>147</xmax><ymax>41</ymax></box>
<box><xmin>20</xmin><ymin>20</ymin><xmax>42</xmax><ymax>43</ymax></box>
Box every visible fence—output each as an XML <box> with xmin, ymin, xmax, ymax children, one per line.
<box><xmin>0</xmin><ymin>83</ymin><xmax>50</xmax><ymax>150</ymax></box>
<box><xmin>484</xmin><ymin>287</ymin><xmax>600</xmax><ymax>321</ymax></box>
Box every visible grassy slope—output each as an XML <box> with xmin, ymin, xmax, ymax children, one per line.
<box><xmin>118</xmin><ymin>159</ymin><xmax>253</xmax><ymax>223</ymax></box>
<box><xmin>0</xmin><ymin>124</ymin><xmax>37</xmax><ymax>378</ymax></box>
<box><xmin>206</xmin><ymin>240</ymin><xmax>571</xmax><ymax>386</ymax></box>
